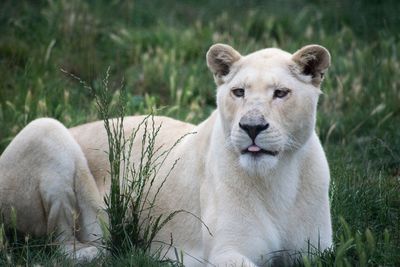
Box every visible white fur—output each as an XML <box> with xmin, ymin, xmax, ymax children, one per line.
<box><xmin>0</xmin><ymin>45</ymin><xmax>332</xmax><ymax>266</ymax></box>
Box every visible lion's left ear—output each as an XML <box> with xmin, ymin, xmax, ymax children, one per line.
<box><xmin>292</xmin><ymin>45</ymin><xmax>331</xmax><ymax>86</ymax></box>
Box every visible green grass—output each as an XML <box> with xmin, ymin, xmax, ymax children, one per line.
<box><xmin>0</xmin><ymin>0</ymin><xmax>399</xmax><ymax>265</ymax></box>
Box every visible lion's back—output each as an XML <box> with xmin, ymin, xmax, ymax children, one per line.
<box><xmin>69</xmin><ymin>116</ymin><xmax>196</xmax><ymax>195</ymax></box>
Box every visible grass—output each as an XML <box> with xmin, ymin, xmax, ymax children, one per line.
<box><xmin>85</xmin><ymin>67</ymin><xmax>186</xmax><ymax>263</ymax></box>
<box><xmin>0</xmin><ymin>0</ymin><xmax>399</xmax><ymax>265</ymax></box>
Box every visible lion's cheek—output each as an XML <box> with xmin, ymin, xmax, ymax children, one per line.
<box><xmin>218</xmin><ymin>91</ymin><xmax>241</xmax><ymax>133</ymax></box>
<box><xmin>277</xmin><ymin>99</ymin><xmax>316</xmax><ymax>146</ymax></box>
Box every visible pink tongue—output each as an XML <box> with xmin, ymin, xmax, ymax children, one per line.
<box><xmin>248</xmin><ymin>145</ymin><xmax>261</xmax><ymax>152</ymax></box>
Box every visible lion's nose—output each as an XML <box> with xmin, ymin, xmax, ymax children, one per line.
<box><xmin>239</xmin><ymin>122</ymin><xmax>269</xmax><ymax>141</ymax></box>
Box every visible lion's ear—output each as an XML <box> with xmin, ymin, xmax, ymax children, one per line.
<box><xmin>292</xmin><ymin>45</ymin><xmax>331</xmax><ymax>86</ymax></box>
<box><xmin>207</xmin><ymin>44</ymin><xmax>241</xmax><ymax>85</ymax></box>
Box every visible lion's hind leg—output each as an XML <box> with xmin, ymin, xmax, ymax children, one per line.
<box><xmin>0</xmin><ymin>118</ymin><xmax>105</xmax><ymax>262</ymax></box>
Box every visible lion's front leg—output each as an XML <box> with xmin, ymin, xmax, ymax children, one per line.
<box><xmin>200</xmin><ymin>190</ymin><xmax>280</xmax><ymax>266</ymax></box>
<box><xmin>0</xmin><ymin>118</ymin><xmax>105</xmax><ymax>262</ymax></box>
<box><xmin>203</xmin><ymin>224</ymin><xmax>277</xmax><ymax>267</ymax></box>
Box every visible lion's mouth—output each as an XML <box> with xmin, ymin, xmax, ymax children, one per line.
<box><xmin>241</xmin><ymin>145</ymin><xmax>279</xmax><ymax>156</ymax></box>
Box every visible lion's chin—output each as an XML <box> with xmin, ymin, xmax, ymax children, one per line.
<box><xmin>239</xmin><ymin>153</ymin><xmax>279</xmax><ymax>176</ymax></box>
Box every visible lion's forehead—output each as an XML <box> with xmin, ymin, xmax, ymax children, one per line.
<box><xmin>229</xmin><ymin>65</ymin><xmax>297</xmax><ymax>90</ymax></box>
<box><xmin>228</xmin><ymin>50</ymin><xmax>296</xmax><ymax>89</ymax></box>
<box><xmin>244</xmin><ymin>47</ymin><xmax>292</xmax><ymax>60</ymax></box>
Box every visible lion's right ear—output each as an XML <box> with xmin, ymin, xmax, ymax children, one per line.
<box><xmin>207</xmin><ymin>44</ymin><xmax>241</xmax><ymax>85</ymax></box>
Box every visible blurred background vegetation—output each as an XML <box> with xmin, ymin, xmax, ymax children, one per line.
<box><xmin>0</xmin><ymin>0</ymin><xmax>399</xmax><ymax>265</ymax></box>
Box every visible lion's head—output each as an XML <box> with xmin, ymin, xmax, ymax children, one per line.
<box><xmin>207</xmin><ymin>44</ymin><xmax>330</xmax><ymax>175</ymax></box>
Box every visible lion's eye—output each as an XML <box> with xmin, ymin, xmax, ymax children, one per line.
<box><xmin>232</xmin><ymin>88</ymin><xmax>245</xmax><ymax>98</ymax></box>
<box><xmin>273</xmin><ymin>89</ymin><xmax>290</xmax><ymax>99</ymax></box>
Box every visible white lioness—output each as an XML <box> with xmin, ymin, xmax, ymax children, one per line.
<box><xmin>0</xmin><ymin>44</ymin><xmax>332</xmax><ymax>266</ymax></box>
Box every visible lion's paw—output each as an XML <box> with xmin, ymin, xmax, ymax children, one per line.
<box><xmin>62</xmin><ymin>243</ymin><xmax>105</xmax><ymax>263</ymax></box>
<box><xmin>73</xmin><ymin>246</ymin><xmax>101</xmax><ymax>262</ymax></box>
